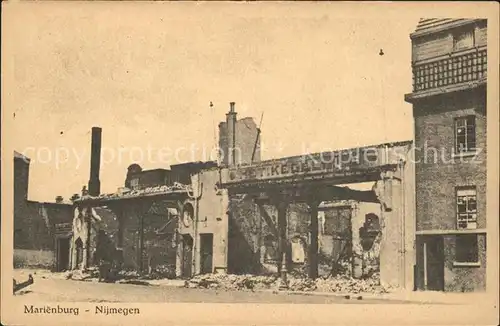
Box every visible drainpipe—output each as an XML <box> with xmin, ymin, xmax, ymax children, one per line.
<box><xmin>139</xmin><ymin>209</ymin><xmax>145</xmax><ymax>274</ymax></box>
<box><xmin>86</xmin><ymin>207</ymin><xmax>92</xmax><ymax>270</ymax></box>
<box><xmin>188</xmin><ymin>175</ymin><xmax>203</xmax><ymax>276</ymax></box>
<box><xmin>226</xmin><ymin>102</ymin><xmax>237</xmax><ymax>166</ymax></box>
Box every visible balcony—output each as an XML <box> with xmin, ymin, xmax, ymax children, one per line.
<box><xmin>408</xmin><ymin>46</ymin><xmax>487</xmax><ymax>99</ymax></box>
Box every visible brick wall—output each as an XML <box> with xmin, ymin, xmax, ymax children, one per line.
<box><xmin>226</xmin><ymin>197</ymin><xmax>382</xmax><ymax>278</ymax></box>
<box><xmin>121</xmin><ymin>208</ymin><xmax>141</xmax><ymax>270</ymax></box>
<box><xmin>414</xmin><ymin>89</ymin><xmax>486</xmax><ymax>231</ymax></box>
<box><xmin>235</xmin><ymin>118</ymin><xmax>260</xmax><ymax>164</ymax></box>
<box><xmin>219</xmin><ymin>116</ymin><xmax>260</xmax><ymax>166</ymax></box>
<box><xmin>443</xmin><ymin>234</ymin><xmax>486</xmax><ymax>292</ymax></box>
<box><xmin>14</xmin><ymin>157</ymin><xmax>29</xmax><ymax>204</ymax></box>
<box><xmin>14</xmin><ymin>156</ymin><xmax>73</xmax><ymax>259</ymax></box>
<box><xmin>142</xmin><ymin>210</ymin><xmax>177</xmax><ymax>276</ymax></box>
<box><xmin>138</xmin><ymin>170</ymin><xmax>171</xmax><ymax>188</ymax></box>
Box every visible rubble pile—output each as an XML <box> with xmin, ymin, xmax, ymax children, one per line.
<box><xmin>63</xmin><ymin>268</ymin><xmax>99</xmax><ymax>281</ymax></box>
<box><xmin>117</xmin><ymin>270</ymin><xmax>140</xmax><ymax>279</ymax></box>
<box><xmin>75</xmin><ymin>182</ymin><xmax>193</xmax><ymax>201</ymax></box>
<box><xmin>185</xmin><ymin>274</ymin><xmax>278</xmax><ymax>290</ymax></box>
<box><xmin>185</xmin><ymin>272</ymin><xmax>389</xmax><ymax>294</ymax></box>
<box><xmin>312</xmin><ymin>273</ymin><xmax>388</xmax><ymax>294</ymax></box>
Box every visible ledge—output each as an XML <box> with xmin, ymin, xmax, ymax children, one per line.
<box><xmin>416</xmin><ymin>229</ymin><xmax>486</xmax><ymax>235</ymax></box>
<box><xmin>453</xmin><ymin>262</ymin><xmax>481</xmax><ymax>268</ymax></box>
<box><xmin>404</xmin><ymin>79</ymin><xmax>486</xmax><ymax>103</ymax></box>
<box><xmin>451</xmin><ymin>151</ymin><xmax>479</xmax><ymax>159</ymax></box>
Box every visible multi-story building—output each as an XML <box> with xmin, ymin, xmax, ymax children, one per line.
<box><xmin>405</xmin><ymin>19</ymin><xmax>487</xmax><ymax>292</ymax></box>
<box><xmin>14</xmin><ymin>151</ymin><xmax>74</xmax><ymax>270</ymax></box>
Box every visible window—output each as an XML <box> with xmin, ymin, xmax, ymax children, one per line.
<box><xmin>130</xmin><ymin>178</ymin><xmax>139</xmax><ymax>190</ymax></box>
<box><xmin>455</xmin><ymin>234</ymin><xmax>478</xmax><ymax>263</ymax></box>
<box><xmin>456</xmin><ymin>187</ymin><xmax>477</xmax><ymax>229</ymax></box>
<box><xmin>455</xmin><ymin>116</ymin><xmax>476</xmax><ymax>153</ymax></box>
<box><xmin>453</xmin><ymin>28</ymin><xmax>475</xmax><ymax>51</ymax></box>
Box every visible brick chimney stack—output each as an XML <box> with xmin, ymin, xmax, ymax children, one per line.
<box><xmin>88</xmin><ymin>127</ymin><xmax>102</xmax><ymax>196</ymax></box>
<box><xmin>226</xmin><ymin>102</ymin><xmax>237</xmax><ymax>166</ymax></box>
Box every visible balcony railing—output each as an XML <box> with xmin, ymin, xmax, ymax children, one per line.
<box><xmin>412</xmin><ymin>47</ymin><xmax>487</xmax><ymax>92</ymax></box>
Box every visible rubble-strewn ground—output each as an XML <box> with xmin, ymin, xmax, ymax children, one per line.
<box><xmin>13</xmin><ymin>268</ymin><xmax>390</xmax><ymax>295</ymax></box>
<box><xmin>11</xmin><ymin>269</ymin><xmax>409</xmax><ymax>304</ymax></box>
<box><xmin>185</xmin><ymin>272</ymin><xmax>391</xmax><ymax>295</ymax></box>
<box><xmin>12</xmin><ymin>269</ymin><xmax>485</xmax><ymax>305</ymax></box>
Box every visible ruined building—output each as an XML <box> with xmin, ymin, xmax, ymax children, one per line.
<box><xmin>405</xmin><ymin>18</ymin><xmax>487</xmax><ymax>292</ymax></box>
<box><xmin>219</xmin><ymin>102</ymin><xmax>261</xmax><ymax>166</ymax></box>
<box><xmin>13</xmin><ymin>151</ymin><xmax>74</xmax><ymax>270</ymax></box>
<box><xmin>70</xmin><ymin>102</ymin><xmax>415</xmax><ymax>291</ymax></box>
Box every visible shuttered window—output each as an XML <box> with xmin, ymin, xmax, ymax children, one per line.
<box><xmin>453</xmin><ymin>28</ymin><xmax>475</xmax><ymax>51</ymax></box>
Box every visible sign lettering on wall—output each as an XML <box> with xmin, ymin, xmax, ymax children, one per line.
<box><xmin>227</xmin><ymin>145</ymin><xmax>406</xmax><ymax>183</ymax></box>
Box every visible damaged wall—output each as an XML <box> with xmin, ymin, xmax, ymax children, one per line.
<box><xmin>226</xmin><ymin>196</ymin><xmax>383</xmax><ymax>279</ymax></box>
<box><xmin>14</xmin><ymin>153</ymin><xmax>74</xmax><ymax>269</ymax></box>
<box><xmin>120</xmin><ymin>202</ymin><xmax>178</xmax><ymax>275</ymax></box>
<box><xmin>176</xmin><ymin>168</ymin><xmax>229</xmax><ymax>277</ymax></box>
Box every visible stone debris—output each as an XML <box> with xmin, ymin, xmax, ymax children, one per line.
<box><xmin>186</xmin><ymin>274</ymin><xmax>278</xmax><ymax>291</ymax></box>
<box><xmin>312</xmin><ymin>273</ymin><xmax>389</xmax><ymax>294</ymax></box>
<box><xmin>63</xmin><ymin>268</ymin><xmax>99</xmax><ymax>281</ymax></box>
<box><xmin>185</xmin><ymin>272</ymin><xmax>389</xmax><ymax>295</ymax></box>
<box><xmin>15</xmin><ymin>268</ymin><xmax>388</xmax><ymax>295</ymax></box>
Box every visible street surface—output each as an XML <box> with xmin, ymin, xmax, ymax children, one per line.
<box><xmin>12</xmin><ymin>278</ymin><xmax>412</xmax><ymax>304</ymax></box>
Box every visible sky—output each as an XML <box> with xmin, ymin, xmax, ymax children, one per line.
<box><xmin>4</xmin><ymin>2</ymin><xmax>421</xmax><ymax>202</ymax></box>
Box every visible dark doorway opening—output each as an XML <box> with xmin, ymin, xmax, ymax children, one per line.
<box><xmin>56</xmin><ymin>237</ymin><xmax>71</xmax><ymax>272</ymax></box>
<box><xmin>181</xmin><ymin>234</ymin><xmax>193</xmax><ymax>278</ymax></box>
<box><xmin>199</xmin><ymin>233</ymin><xmax>213</xmax><ymax>274</ymax></box>
<box><xmin>425</xmin><ymin>236</ymin><xmax>445</xmax><ymax>291</ymax></box>
<box><xmin>227</xmin><ymin>216</ymin><xmax>260</xmax><ymax>274</ymax></box>
<box><xmin>75</xmin><ymin>238</ymin><xmax>84</xmax><ymax>270</ymax></box>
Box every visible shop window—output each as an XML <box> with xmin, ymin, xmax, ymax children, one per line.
<box><xmin>456</xmin><ymin>187</ymin><xmax>477</xmax><ymax>229</ymax></box>
<box><xmin>453</xmin><ymin>27</ymin><xmax>475</xmax><ymax>51</ymax></box>
<box><xmin>454</xmin><ymin>116</ymin><xmax>476</xmax><ymax>154</ymax></box>
<box><xmin>455</xmin><ymin>234</ymin><xmax>479</xmax><ymax>263</ymax></box>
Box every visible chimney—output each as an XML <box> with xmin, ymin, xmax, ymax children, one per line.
<box><xmin>226</xmin><ymin>102</ymin><xmax>237</xmax><ymax>166</ymax></box>
<box><xmin>88</xmin><ymin>127</ymin><xmax>102</xmax><ymax>196</ymax></box>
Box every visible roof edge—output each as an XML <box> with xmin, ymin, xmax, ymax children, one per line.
<box><xmin>410</xmin><ymin>19</ymin><xmax>486</xmax><ymax>39</ymax></box>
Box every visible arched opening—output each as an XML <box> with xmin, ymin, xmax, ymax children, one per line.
<box><xmin>75</xmin><ymin>237</ymin><xmax>84</xmax><ymax>270</ymax></box>
<box><xmin>182</xmin><ymin>203</ymin><xmax>194</xmax><ymax>228</ymax></box>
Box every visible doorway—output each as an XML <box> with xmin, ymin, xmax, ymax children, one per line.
<box><xmin>199</xmin><ymin>233</ymin><xmax>213</xmax><ymax>274</ymax></box>
<box><xmin>56</xmin><ymin>237</ymin><xmax>71</xmax><ymax>272</ymax></box>
<box><xmin>181</xmin><ymin>234</ymin><xmax>193</xmax><ymax>278</ymax></box>
<box><xmin>425</xmin><ymin>236</ymin><xmax>445</xmax><ymax>291</ymax></box>
<box><xmin>75</xmin><ymin>238</ymin><xmax>84</xmax><ymax>270</ymax></box>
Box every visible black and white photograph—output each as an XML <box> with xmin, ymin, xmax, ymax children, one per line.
<box><xmin>2</xmin><ymin>2</ymin><xmax>499</xmax><ymax>325</ymax></box>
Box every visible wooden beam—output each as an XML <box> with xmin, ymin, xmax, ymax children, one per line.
<box><xmin>247</xmin><ymin>185</ymin><xmax>379</xmax><ymax>204</ymax></box>
<box><xmin>256</xmin><ymin>202</ymin><xmax>279</xmax><ymax>238</ymax></box>
<box><xmin>308</xmin><ymin>197</ymin><xmax>320</xmax><ymax>279</ymax></box>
